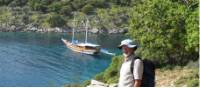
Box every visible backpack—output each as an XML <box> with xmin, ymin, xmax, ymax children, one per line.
<box><xmin>130</xmin><ymin>56</ymin><xmax>155</xmax><ymax>87</ymax></box>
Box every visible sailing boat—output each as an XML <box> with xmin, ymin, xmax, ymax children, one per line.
<box><xmin>61</xmin><ymin>18</ymin><xmax>101</xmax><ymax>55</ymax></box>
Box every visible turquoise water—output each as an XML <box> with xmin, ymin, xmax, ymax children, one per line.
<box><xmin>0</xmin><ymin>32</ymin><xmax>126</xmax><ymax>87</ymax></box>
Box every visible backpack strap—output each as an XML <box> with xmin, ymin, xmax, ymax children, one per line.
<box><xmin>130</xmin><ymin>56</ymin><xmax>141</xmax><ymax>74</ymax></box>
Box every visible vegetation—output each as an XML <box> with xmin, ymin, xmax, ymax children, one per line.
<box><xmin>90</xmin><ymin>0</ymin><xmax>199</xmax><ymax>84</ymax></box>
<box><xmin>0</xmin><ymin>0</ymin><xmax>132</xmax><ymax>31</ymax></box>
<box><xmin>128</xmin><ymin>0</ymin><xmax>199</xmax><ymax>66</ymax></box>
<box><xmin>94</xmin><ymin>55</ymin><xmax>123</xmax><ymax>84</ymax></box>
<box><xmin>0</xmin><ymin>0</ymin><xmax>198</xmax><ymax>87</ymax></box>
<box><xmin>92</xmin><ymin>55</ymin><xmax>199</xmax><ymax>87</ymax></box>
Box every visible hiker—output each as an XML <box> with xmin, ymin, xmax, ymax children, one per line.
<box><xmin>118</xmin><ymin>39</ymin><xmax>144</xmax><ymax>87</ymax></box>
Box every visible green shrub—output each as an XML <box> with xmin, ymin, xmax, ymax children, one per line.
<box><xmin>81</xmin><ymin>4</ymin><xmax>93</xmax><ymax>14</ymax></box>
<box><xmin>94</xmin><ymin>72</ymin><xmax>105</xmax><ymax>82</ymax></box>
<box><xmin>187</xmin><ymin>79</ymin><xmax>199</xmax><ymax>87</ymax></box>
<box><xmin>81</xmin><ymin>80</ymin><xmax>91</xmax><ymax>87</ymax></box>
<box><xmin>60</xmin><ymin>5</ymin><xmax>72</xmax><ymax>16</ymax></box>
<box><xmin>43</xmin><ymin>13</ymin><xmax>66</xmax><ymax>27</ymax></box>
<box><xmin>48</xmin><ymin>2</ymin><xmax>62</xmax><ymax>13</ymax></box>
<box><xmin>94</xmin><ymin>55</ymin><xmax>123</xmax><ymax>84</ymax></box>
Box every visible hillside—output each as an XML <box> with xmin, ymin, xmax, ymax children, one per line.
<box><xmin>0</xmin><ymin>0</ymin><xmax>133</xmax><ymax>33</ymax></box>
<box><xmin>90</xmin><ymin>56</ymin><xmax>199</xmax><ymax>87</ymax></box>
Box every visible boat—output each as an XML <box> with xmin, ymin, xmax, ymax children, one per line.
<box><xmin>61</xmin><ymin>18</ymin><xmax>101</xmax><ymax>55</ymax></box>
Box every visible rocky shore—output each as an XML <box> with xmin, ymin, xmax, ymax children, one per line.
<box><xmin>0</xmin><ymin>24</ymin><xmax>128</xmax><ymax>34</ymax></box>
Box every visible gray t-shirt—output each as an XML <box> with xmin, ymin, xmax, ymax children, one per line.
<box><xmin>118</xmin><ymin>55</ymin><xmax>144</xmax><ymax>87</ymax></box>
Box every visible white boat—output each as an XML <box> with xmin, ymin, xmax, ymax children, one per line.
<box><xmin>61</xmin><ymin>18</ymin><xmax>101</xmax><ymax>55</ymax></box>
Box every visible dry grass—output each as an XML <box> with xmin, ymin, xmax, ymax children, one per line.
<box><xmin>155</xmin><ymin>68</ymin><xmax>198</xmax><ymax>87</ymax></box>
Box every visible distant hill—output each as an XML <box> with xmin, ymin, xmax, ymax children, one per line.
<box><xmin>0</xmin><ymin>0</ymin><xmax>134</xmax><ymax>33</ymax></box>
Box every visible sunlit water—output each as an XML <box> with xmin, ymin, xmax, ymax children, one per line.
<box><xmin>0</xmin><ymin>32</ymin><xmax>126</xmax><ymax>86</ymax></box>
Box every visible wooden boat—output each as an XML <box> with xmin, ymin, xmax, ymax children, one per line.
<box><xmin>61</xmin><ymin>38</ymin><xmax>100</xmax><ymax>55</ymax></box>
<box><xmin>61</xmin><ymin>18</ymin><xmax>101</xmax><ymax>55</ymax></box>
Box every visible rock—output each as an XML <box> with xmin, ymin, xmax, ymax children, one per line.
<box><xmin>99</xmin><ymin>27</ymin><xmax>108</xmax><ymax>34</ymax></box>
<box><xmin>29</xmin><ymin>27</ymin><xmax>37</xmax><ymax>31</ymax></box>
<box><xmin>0</xmin><ymin>23</ymin><xmax>126</xmax><ymax>34</ymax></box>
<box><xmin>87</xmin><ymin>79</ymin><xmax>108</xmax><ymax>87</ymax></box>
<box><xmin>54</xmin><ymin>27</ymin><xmax>62</xmax><ymax>32</ymax></box>
<box><xmin>109</xmin><ymin>83</ymin><xmax>118</xmax><ymax>87</ymax></box>
<box><xmin>10</xmin><ymin>25</ymin><xmax>16</xmax><ymax>31</ymax></box>
<box><xmin>90</xmin><ymin>28</ymin><xmax>99</xmax><ymax>33</ymax></box>
<box><xmin>119</xmin><ymin>28</ymin><xmax>128</xmax><ymax>34</ymax></box>
<box><xmin>108</xmin><ymin>29</ymin><xmax>119</xmax><ymax>34</ymax></box>
<box><xmin>15</xmin><ymin>26</ymin><xmax>24</xmax><ymax>31</ymax></box>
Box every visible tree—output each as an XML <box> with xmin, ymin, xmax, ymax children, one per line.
<box><xmin>87</xmin><ymin>0</ymin><xmax>106</xmax><ymax>8</ymax></box>
<box><xmin>43</xmin><ymin>13</ymin><xmax>66</xmax><ymax>27</ymax></box>
<box><xmin>81</xmin><ymin>4</ymin><xmax>94</xmax><ymax>14</ymax></box>
<box><xmin>185</xmin><ymin>0</ymin><xmax>199</xmax><ymax>52</ymax></box>
<box><xmin>8</xmin><ymin>0</ymin><xmax>28</xmax><ymax>7</ymax></box>
<box><xmin>0</xmin><ymin>0</ymin><xmax>13</xmax><ymax>6</ymax></box>
<box><xmin>60</xmin><ymin>5</ymin><xmax>72</xmax><ymax>16</ymax></box>
<box><xmin>28</xmin><ymin>0</ymin><xmax>54</xmax><ymax>12</ymax></box>
<box><xmin>48</xmin><ymin>2</ymin><xmax>62</xmax><ymax>13</ymax></box>
<box><xmin>71</xmin><ymin>0</ymin><xmax>85</xmax><ymax>10</ymax></box>
<box><xmin>108</xmin><ymin>0</ymin><xmax>131</xmax><ymax>6</ymax></box>
<box><xmin>128</xmin><ymin>0</ymin><xmax>198</xmax><ymax>65</ymax></box>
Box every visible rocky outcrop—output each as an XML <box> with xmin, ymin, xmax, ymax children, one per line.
<box><xmin>89</xmin><ymin>27</ymin><xmax>128</xmax><ymax>34</ymax></box>
<box><xmin>90</xmin><ymin>28</ymin><xmax>99</xmax><ymax>33</ymax></box>
<box><xmin>87</xmin><ymin>79</ymin><xmax>117</xmax><ymax>87</ymax></box>
<box><xmin>0</xmin><ymin>24</ymin><xmax>128</xmax><ymax>34</ymax></box>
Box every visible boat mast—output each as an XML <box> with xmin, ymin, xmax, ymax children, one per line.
<box><xmin>72</xmin><ymin>17</ymin><xmax>75</xmax><ymax>43</ymax></box>
<box><xmin>85</xmin><ymin>18</ymin><xmax>89</xmax><ymax>43</ymax></box>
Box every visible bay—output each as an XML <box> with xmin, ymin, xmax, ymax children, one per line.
<box><xmin>0</xmin><ymin>32</ymin><xmax>126</xmax><ymax>87</ymax></box>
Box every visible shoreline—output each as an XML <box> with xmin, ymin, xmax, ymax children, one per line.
<box><xmin>0</xmin><ymin>25</ymin><xmax>128</xmax><ymax>34</ymax></box>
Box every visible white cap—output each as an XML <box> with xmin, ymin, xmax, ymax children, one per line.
<box><xmin>118</xmin><ymin>39</ymin><xmax>137</xmax><ymax>49</ymax></box>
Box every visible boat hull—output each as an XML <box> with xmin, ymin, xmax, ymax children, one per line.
<box><xmin>61</xmin><ymin>39</ymin><xmax>100</xmax><ymax>55</ymax></box>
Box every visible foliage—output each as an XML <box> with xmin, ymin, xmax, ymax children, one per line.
<box><xmin>0</xmin><ymin>7</ymin><xmax>12</xmax><ymax>26</ymax></box>
<box><xmin>81</xmin><ymin>80</ymin><xmax>91</xmax><ymax>87</ymax></box>
<box><xmin>94</xmin><ymin>55</ymin><xmax>123</xmax><ymax>84</ymax></box>
<box><xmin>60</xmin><ymin>5</ymin><xmax>72</xmax><ymax>16</ymax></box>
<box><xmin>48</xmin><ymin>2</ymin><xmax>62</xmax><ymax>13</ymax></box>
<box><xmin>96</xmin><ymin>6</ymin><xmax>130</xmax><ymax>30</ymax></box>
<box><xmin>185</xmin><ymin>4</ymin><xmax>199</xmax><ymax>52</ymax></box>
<box><xmin>0</xmin><ymin>0</ymin><xmax>134</xmax><ymax>30</ymax></box>
<box><xmin>28</xmin><ymin>0</ymin><xmax>51</xmax><ymax>12</ymax></box>
<box><xmin>43</xmin><ymin>13</ymin><xmax>66</xmax><ymax>28</ymax></box>
<box><xmin>81</xmin><ymin>4</ymin><xmax>94</xmax><ymax>14</ymax></box>
<box><xmin>128</xmin><ymin>0</ymin><xmax>199</xmax><ymax>65</ymax></box>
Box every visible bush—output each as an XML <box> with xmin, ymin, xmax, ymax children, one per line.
<box><xmin>94</xmin><ymin>55</ymin><xmax>123</xmax><ymax>84</ymax></box>
<box><xmin>81</xmin><ymin>4</ymin><xmax>93</xmax><ymax>14</ymax></box>
<box><xmin>81</xmin><ymin>80</ymin><xmax>91</xmax><ymax>87</ymax></box>
<box><xmin>0</xmin><ymin>7</ymin><xmax>12</xmax><ymax>26</ymax></box>
<box><xmin>96</xmin><ymin>7</ymin><xmax>130</xmax><ymax>30</ymax></box>
<box><xmin>88</xmin><ymin>0</ymin><xmax>105</xmax><ymax>8</ymax></box>
<box><xmin>48</xmin><ymin>2</ymin><xmax>62</xmax><ymax>13</ymax></box>
<box><xmin>60</xmin><ymin>5</ymin><xmax>72</xmax><ymax>16</ymax></box>
<box><xmin>28</xmin><ymin>0</ymin><xmax>54</xmax><ymax>12</ymax></box>
<box><xmin>43</xmin><ymin>13</ymin><xmax>66</xmax><ymax>27</ymax></box>
<box><xmin>94</xmin><ymin>72</ymin><xmax>105</xmax><ymax>82</ymax></box>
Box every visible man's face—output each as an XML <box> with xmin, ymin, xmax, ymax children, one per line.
<box><xmin>122</xmin><ymin>45</ymin><xmax>133</xmax><ymax>54</ymax></box>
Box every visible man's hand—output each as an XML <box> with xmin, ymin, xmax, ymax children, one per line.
<box><xmin>133</xmin><ymin>79</ymin><xmax>142</xmax><ymax>87</ymax></box>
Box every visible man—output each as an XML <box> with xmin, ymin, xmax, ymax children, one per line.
<box><xmin>118</xmin><ymin>39</ymin><xmax>144</xmax><ymax>87</ymax></box>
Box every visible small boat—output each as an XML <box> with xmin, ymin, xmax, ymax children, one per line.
<box><xmin>61</xmin><ymin>18</ymin><xmax>101</xmax><ymax>55</ymax></box>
